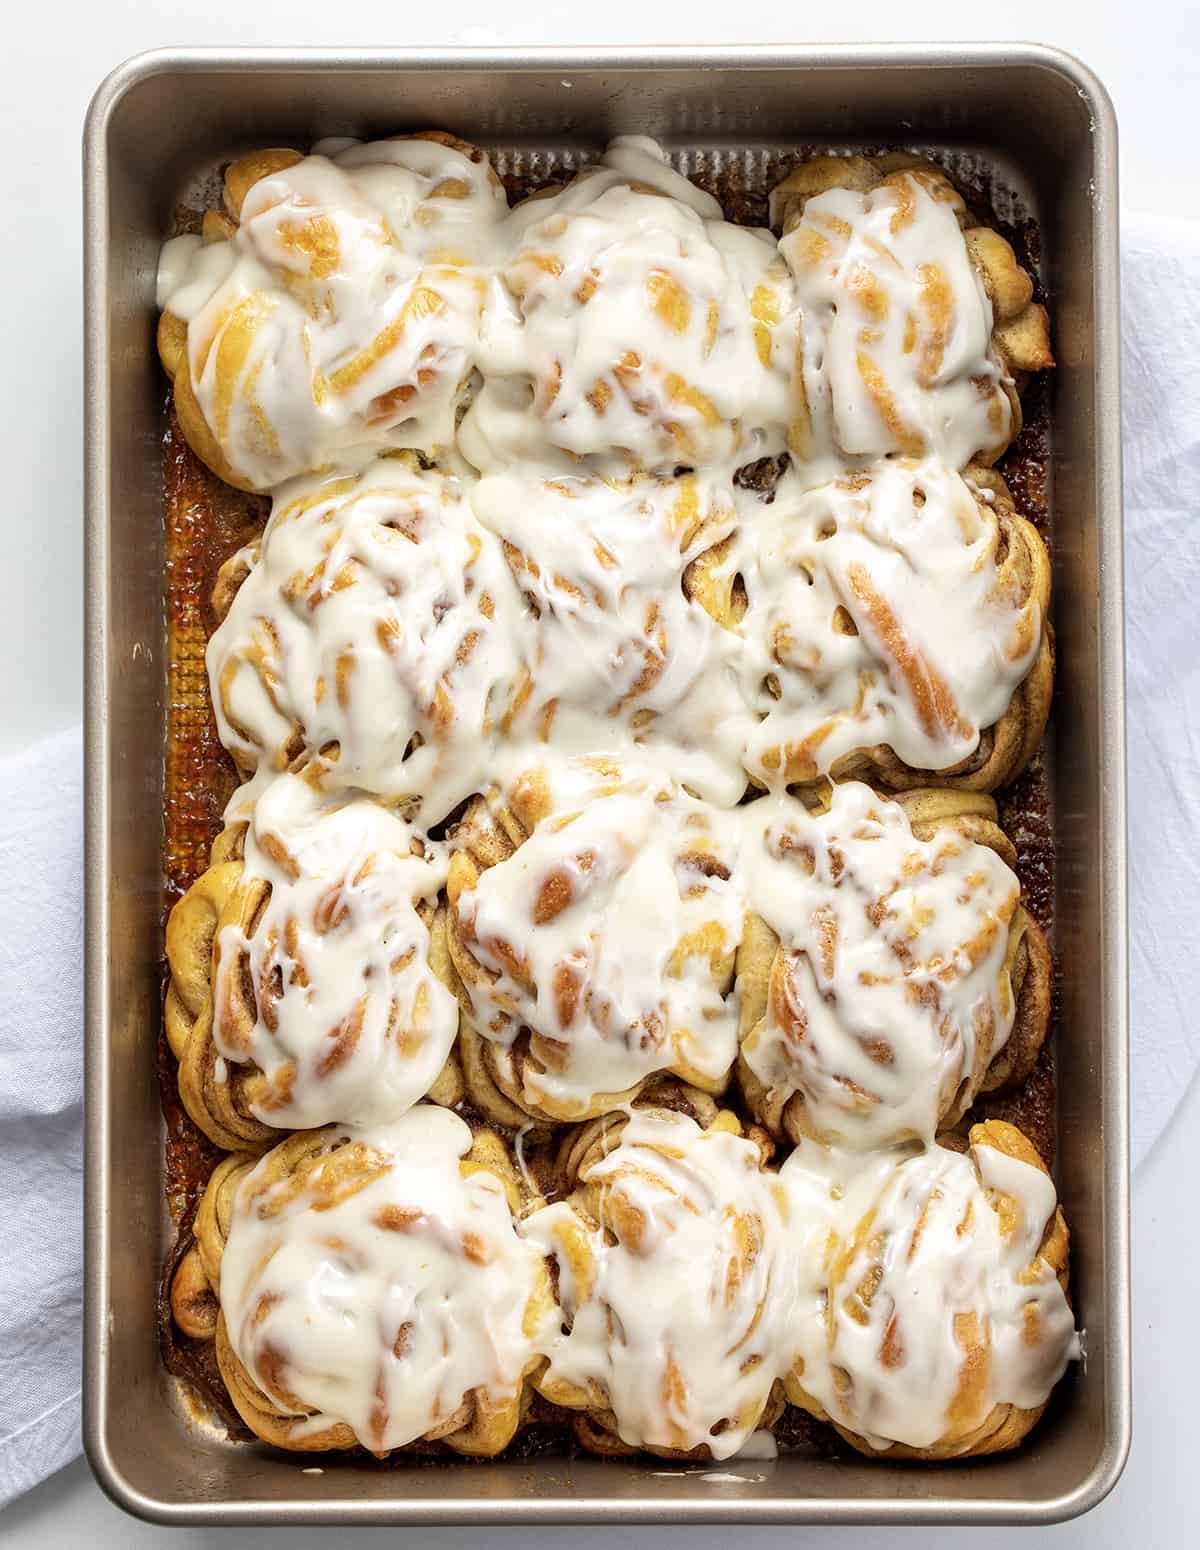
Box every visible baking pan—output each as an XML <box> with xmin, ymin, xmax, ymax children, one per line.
<box><xmin>82</xmin><ymin>43</ymin><xmax>1128</xmax><ymax>1526</ymax></box>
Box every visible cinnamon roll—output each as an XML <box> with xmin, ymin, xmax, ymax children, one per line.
<box><xmin>156</xmin><ymin>133</ymin><xmax>507</xmax><ymax>492</ymax></box>
<box><xmin>688</xmin><ymin>458</ymin><xmax>1052</xmax><ymax>792</ymax></box>
<box><xmin>769</xmin><ymin>154</ymin><xmax>1052</xmax><ymax>472</ymax></box>
<box><xmin>735</xmin><ymin>782</ymin><xmax>1051</xmax><ymax>1150</ymax></box>
<box><xmin>524</xmin><ymin>1092</ymin><xmax>789</xmax><ymax>1458</ymax></box>
<box><xmin>164</xmin><ymin>772</ymin><xmax>461</xmax><ymax>1150</ymax></box>
<box><xmin>471</xmin><ymin>468</ymin><xmax>752</xmax><ymax>805</ymax></box>
<box><xmin>460</xmin><ymin>136</ymin><xmax>794</xmax><ymax>477</ymax></box>
<box><xmin>170</xmin><ymin>1107</ymin><xmax>554</xmax><ymax>1455</ymax></box>
<box><xmin>446</xmin><ymin>755</ymin><xmax>744</xmax><ymax>1124</ymax></box>
<box><xmin>781</xmin><ymin>1120</ymin><xmax>1078</xmax><ymax>1459</ymax></box>
<box><xmin>206</xmin><ymin>457</ymin><xmax>526</xmax><ymax>823</ymax></box>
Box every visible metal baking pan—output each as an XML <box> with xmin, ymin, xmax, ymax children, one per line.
<box><xmin>82</xmin><ymin>43</ymin><xmax>1128</xmax><ymax>1526</ymax></box>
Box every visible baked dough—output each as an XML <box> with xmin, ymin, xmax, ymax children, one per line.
<box><xmin>171</xmin><ymin>1106</ymin><xmax>553</xmax><ymax>1456</ymax></box>
<box><xmin>164</xmin><ymin>773</ymin><xmax>461</xmax><ymax>1148</ymax></box>
<box><xmin>157</xmin><ymin>134</ymin><xmax>506</xmax><ymax>491</ymax></box>
<box><xmin>770</xmin><ymin>154</ymin><xmax>1052</xmax><ymax>472</ymax></box>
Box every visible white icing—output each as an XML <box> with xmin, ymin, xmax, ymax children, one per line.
<box><xmin>156</xmin><ymin>233</ymin><xmax>205</xmax><ymax>310</ymax></box>
<box><xmin>780</xmin><ymin>1134</ymin><xmax>1079</xmax><ymax>1451</ymax></box>
<box><xmin>459</xmin><ymin>139</ymin><xmax>791</xmax><ymax>477</ymax></box>
<box><xmin>523</xmin><ymin>1109</ymin><xmax>790</xmax><ymax>1458</ymax></box>
<box><xmin>157</xmin><ymin>137</ymin><xmax>507</xmax><ymax>487</ymax></box>
<box><xmin>470</xmin><ymin>469</ymin><xmax>752</xmax><ymax>805</ymax></box>
<box><xmin>737</xmin><ymin>782</ymin><xmax>1019</xmax><ymax>1148</ymax></box>
<box><xmin>452</xmin><ymin>756</ymin><xmax>744</xmax><ymax>1113</ymax></box>
<box><xmin>219</xmin><ymin>1106</ymin><xmax>544</xmax><ymax>1451</ymax></box>
<box><xmin>731</xmin><ymin>1430</ymin><xmax>780</xmax><ymax>1461</ymax></box>
<box><xmin>210</xmin><ymin>772</ymin><xmax>458</xmax><ymax>1128</ymax></box>
<box><xmin>779</xmin><ymin>171</ymin><xmax>1010</xmax><ymax>472</ymax></box>
<box><xmin>731</xmin><ymin>458</ymin><xmax>1041</xmax><ymax>783</ymax></box>
<box><xmin>206</xmin><ymin>458</ymin><xmax>528</xmax><ymax>823</ymax></box>
<box><xmin>599</xmin><ymin>136</ymin><xmax>724</xmax><ymax>219</ymax></box>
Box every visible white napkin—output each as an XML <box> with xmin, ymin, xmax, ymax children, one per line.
<box><xmin>0</xmin><ymin>218</ymin><xmax>1193</xmax><ymax>1508</ymax></box>
<box><xmin>1121</xmin><ymin>212</ymin><xmax>1200</xmax><ymax>1168</ymax></box>
<box><xmin>0</xmin><ymin>725</ymin><xmax>82</xmax><ymax>1506</ymax></box>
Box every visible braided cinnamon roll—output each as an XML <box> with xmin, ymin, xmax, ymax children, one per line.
<box><xmin>170</xmin><ymin>1107</ymin><xmax>554</xmax><ymax>1455</ymax></box>
<box><xmin>446</xmin><ymin>755</ymin><xmax>744</xmax><ymax>1125</ymax></box>
<box><xmin>164</xmin><ymin>772</ymin><xmax>461</xmax><ymax>1150</ymax></box>
<box><xmin>207</xmin><ymin>458</ymin><xmax>526</xmax><ymax>823</ymax></box>
<box><xmin>471</xmin><ymin>469</ymin><xmax>752</xmax><ymax>805</ymax></box>
<box><xmin>781</xmin><ymin>1120</ymin><xmax>1078</xmax><ymax>1459</ymax></box>
<box><xmin>524</xmin><ymin>1092</ymin><xmax>789</xmax><ymax>1459</ymax></box>
<box><xmin>688</xmin><ymin>459</ymin><xmax>1052</xmax><ymax>792</ymax></box>
<box><xmin>769</xmin><ymin>154</ymin><xmax>1053</xmax><ymax>472</ymax></box>
<box><xmin>735</xmin><ymin>782</ymin><xmax>1051</xmax><ymax>1150</ymax></box>
<box><xmin>460</xmin><ymin>137</ymin><xmax>794</xmax><ymax>477</ymax></box>
<box><xmin>156</xmin><ymin>133</ymin><xmax>507</xmax><ymax>492</ymax></box>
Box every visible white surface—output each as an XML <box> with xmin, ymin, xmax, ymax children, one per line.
<box><xmin>0</xmin><ymin>730</ymin><xmax>83</xmax><ymax>1505</ymax></box>
<box><xmin>3</xmin><ymin>0</ymin><xmax>1196</xmax><ymax>1541</ymax></box>
<box><xmin>1121</xmin><ymin>212</ymin><xmax>1200</xmax><ymax>1170</ymax></box>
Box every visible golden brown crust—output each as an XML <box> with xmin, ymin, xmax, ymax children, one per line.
<box><xmin>172</xmin><ymin>1122</ymin><xmax>549</xmax><ymax>1457</ymax></box>
<box><xmin>800</xmin><ymin>1119</ymin><xmax>1071</xmax><ymax>1462</ymax></box>
<box><xmin>532</xmin><ymin>1090</ymin><xmax>783</xmax><ymax>1459</ymax></box>
<box><xmin>691</xmin><ymin>467</ymin><xmax>1053</xmax><ymax>796</ymax></box>
<box><xmin>158</xmin><ymin>320</ymin><xmax>259</xmax><ymax>494</ymax></box>
<box><xmin>770</xmin><ymin>153</ymin><xmax>1053</xmax><ymax>383</ymax></box>
<box><xmin>163</xmin><ymin>826</ymin><xmax>463</xmax><ymax>1151</ymax></box>
<box><xmin>736</xmin><ymin>788</ymin><xmax>1051</xmax><ymax>1146</ymax></box>
<box><xmin>446</xmin><ymin>766</ymin><xmax>738</xmax><ymax>1125</ymax></box>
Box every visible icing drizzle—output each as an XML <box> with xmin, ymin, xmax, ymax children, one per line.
<box><xmin>737</xmin><ymin>781</ymin><xmax>1020</xmax><ymax>1149</ymax></box>
<box><xmin>450</xmin><ymin>755</ymin><xmax>744</xmax><ymax>1115</ymax></box>
<box><xmin>218</xmin><ymin>1106</ymin><xmax>545</xmax><ymax>1450</ymax></box>
<box><xmin>524</xmin><ymin>1108</ymin><xmax>790</xmax><ymax>1458</ymax></box>
<box><xmin>159</xmin><ymin>136</ymin><xmax>506</xmax><ymax>488</ymax></box>
<box><xmin>730</xmin><ymin>458</ymin><xmax>1042</xmax><ymax>783</ymax></box>
<box><xmin>779</xmin><ymin>169</ymin><xmax>1012</xmax><ymax>472</ymax></box>
<box><xmin>211</xmin><ymin>772</ymin><xmax>458</xmax><ymax>1128</ymax></box>
<box><xmin>780</xmin><ymin>1131</ymin><xmax>1079</xmax><ymax>1450</ymax></box>
<box><xmin>207</xmin><ymin>457</ymin><xmax>527</xmax><ymax>823</ymax></box>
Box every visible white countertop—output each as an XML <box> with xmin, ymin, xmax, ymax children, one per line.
<box><xmin>4</xmin><ymin>0</ymin><xmax>1194</xmax><ymax>1541</ymax></box>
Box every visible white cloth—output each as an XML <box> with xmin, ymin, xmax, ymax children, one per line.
<box><xmin>0</xmin><ymin>725</ymin><xmax>83</xmax><ymax>1507</ymax></box>
<box><xmin>1122</xmin><ymin>212</ymin><xmax>1200</xmax><ymax>1168</ymax></box>
<box><xmin>0</xmin><ymin>218</ymin><xmax>1193</xmax><ymax>1507</ymax></box>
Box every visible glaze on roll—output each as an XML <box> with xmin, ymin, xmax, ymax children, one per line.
<box><xmin>447</xmin><ymin>755</ymin><xmax>744</xmax><ymax>1123</ymax></box>
<box><xmin>471</xmin><ymin>469</ymin><xmax>752</xmax><ymax>805</ymax></box>
<box><xmin>207</xmin><ymin>457</ymin><xmax>527</xmax><ymax>823</ymax></box>
<box><xmin>524</xmin><ymin>1102</ymin><xmax>790</xmax><ymax>1459</ymax></box>
<box><xmin>695</xmin><ymin>458</ymin><xmax>1052</xmax><ymax>792</ymax></box>
<box><xmin>157</xmin><ymin>134</ymin><xmax>507</xmax><ymax>491</ymax></box>
<box><xmin>780</xmin><ymin>1121</ymin><xmax>1078</xmax><ymax>1458</ymax></box>
<box><xmin>188</xmin><ymin>1107</ymin><xmax>553</xmax><ymax>1455</ymax></box>
<box><xmin>460</xmin><ymin>137</ymin><xmax>795</xmax><ymax>477</ymax></box>
<box><xmin>771</xmin><ymin>156</ymin><xmax>1051</xmax><ymax>474</ymax></box>
<box><xmin>164</xmin><ymin>773</ymin><xmax>461</xmax><ymax>1147</ymax></box>
<box><xmin>735</xmin><ymin>782</ymin><xmax>1050</xmax><ymax>1150</ymax></box>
